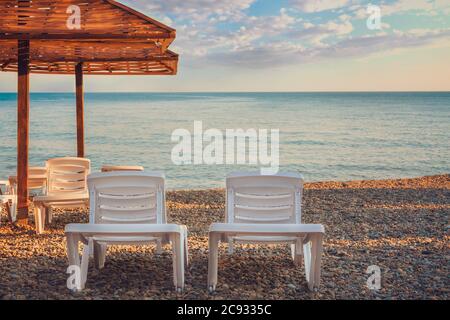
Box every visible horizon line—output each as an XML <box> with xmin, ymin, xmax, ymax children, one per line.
<box><xmin>0</xmin><ymin>90</ymin><xmax>449</xmax><ymax>94</ymax></box>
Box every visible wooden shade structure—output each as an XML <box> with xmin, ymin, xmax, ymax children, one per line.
<box><xmin>0</xmin><ymin>0</ymin><xmax>178</xmax><ymax>224</ymax></box>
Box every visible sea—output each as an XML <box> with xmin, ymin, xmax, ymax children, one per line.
<box><xmin>0</xmin><ymin>92</ymin><xmax>448</xmax><ymax>189</ymax></box>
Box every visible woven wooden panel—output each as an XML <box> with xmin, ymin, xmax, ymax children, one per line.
<box><xmin>0</xmin><ymin>0</ymin><xmax>178</xmax><ymax>75</ymax></box>
<box><xmin>1</xmin><ymin>39</ymin><xmax>169</xmax><ymax>62</ymax></box>
<box><xmin>2</xmin><ymin>60</ymin><xmax>177</xmax><ymax>75</ymax></box>
<box><xmin>0</xmin><ymin>42</ymin><xmax>178</xmax><ymax>74</ymax></box>
<box><xmin>0</xmin><ymin>0</ymin><xmax>175</xmax><ymax>40</ymax></box>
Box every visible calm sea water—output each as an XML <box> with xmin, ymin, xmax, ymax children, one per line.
<box><xmin>0</xmin><ymin>92</ymin><xmax>449</xmax><ymax>189</ymax></box>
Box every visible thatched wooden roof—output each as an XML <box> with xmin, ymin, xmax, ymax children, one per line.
<box><xmin>0</xmin><ymin>0</ymin><xmax>178</xmax><ymax>75</ymax></box>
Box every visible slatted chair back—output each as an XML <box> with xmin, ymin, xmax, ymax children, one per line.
<box><xmin>87</xmin><ymin>172</ymin><xmax>166</xmax><ymax>225</ymax></box>
<box><xmin>28</xmin><ymin>167</ymin><xmax>48</xmax><ymax>190</ymax></box>
<box><xmin>46</xmin><ymin>158</ymin><xmax>91</xmax><ymax>194</ymax></box>
<box><xmin>226</xmin><ymin>172</ymin><xmax>303</xmax><ymax>225</ymax></box>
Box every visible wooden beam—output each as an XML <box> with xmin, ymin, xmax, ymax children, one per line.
<box><xmin>16</xmin><ymin>39</ymin><xmax>30</xmax><ymax>224</ymax></box>
<box><xmin>0</xmin><ymin>33</ymin><xmax>173</xmax><ymax>40</ymax></box>
<box><xmin>12</xmin><ymin>70</ymin><xmax>176</xmax><ymax>76</ymax></box>
<box><xmin>75</xmin><ymin>62</ymin><xmax>85</xmax><ymax>158</ymax></box>
<box><xmin>21</xmin><ymin>56</ymin><xmax>174</xmax><ymax>63</ymax></box>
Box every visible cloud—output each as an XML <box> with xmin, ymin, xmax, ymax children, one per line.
<box><xmin>205</xmin><ymin>28</ymin><xmax>450</xmax><ymax>68</ymax></box>
<box><xmin>221</xmin><ymin>8</ymin><xmax>297</xmax><ymax>49</ymax></box>
<box><xmin>171</xmin><ymin>8</ymin><xmax>297</xmax><ymax>58</ymax></box>
<box><xmin>381</xmin><ymin>0</ymin><xmax>434</xmax><ymax>16</ymax></box>
<box><xmin>205</xmin><ymin>42</ymin><xmax>305</xmax><ymax>68</ymax></box>
<box><xmin>320</xmin><ymin>28</ymin><xmax>450</xmax><ymax>58</ymax></box>
<box><xmin>290</xmin><ymin>0</ymin><xmax>351</xmax><ymax>13</ymax></box>
<box><xmin>351</xmin><ymin>0</ymin><xmax>450</xmax><ymax>19</ymax></box>
<box><xmin>119</xmin><ymin>0</ymin><xmax>450</xmax><ymax>72</ymax></box>
<box><xmin>288</xmin><ymin>20</ymin><xmax>354</xmax><ymax>47</ymax></box>
<box><xmin>124</xmin><ymin>0</ymin><xmax>256</xmax><ymax>22</ymax></box>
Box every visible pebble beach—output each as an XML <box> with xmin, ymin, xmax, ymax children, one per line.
<box><xmin>0</xmin><ymin>174</ymin><xmax>448</xmax><ymax>300</ymax></box>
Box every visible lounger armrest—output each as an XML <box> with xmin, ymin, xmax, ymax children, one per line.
<box><xmin>34</xmin><ymin>193</ymin><xmax>89</xmax><ymax>203</ymax></box>
<box><xmin>209</xmin><ymin>223</ymin><xmax>325</xmax><ymax>236</ymax></box>
<box><xmin>65</xmin><ymin>223</ymin><xmax>185</xmax><ymax>236</ymax></box>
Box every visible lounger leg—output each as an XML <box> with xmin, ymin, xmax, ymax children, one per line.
<box><xmin>46</xmin><ymin>207</ymin><xmax>52</xmax><ymax>225</ymax></box>
<box><xmin>172</xmin><ymin>233</ymin><xmax>185</xmax><ymax>292</ymax></box>
<box><xmin>44</xmin><ymin>207</ymin><xmax>48</xmax><ymax>225</ymax></box>
<box><xmin>80</xmin><ymin>241</ymin><xmax>91</xmax><ymax>290</ymax></box>
<box><xmin>171</xmin><ymin>235</ymin><xmax>178</xmax><ymax>289</ymax></box>
<box><xmin>11</xmin><ymin>200</ymin><xmax>17</xmax><ymax>223</ymax></box>
<box><xmin>227</xmin><ymin>238</ymin><xmax>234</xmax><ymax>254</ymax></box>
<box><xmin>304</xmin><ymin>234</ymin><xmax>323</xmax><ymax>291</ymax></box>
<box><xmin>156</xmin><ymin>239</ymin><xmax>163</xmax><ymax>254</ymax></box>
<box><xmin>208</xmin><ymin>233</ymin><xmax>220</xmax><ymax>292</ymax></box>
<box><xmin>5</xmin><ymin>202</ymin><xmax>12</xmax><ymax>223</ymax></box>
<box><xmin>34</xmin><ymin>204</ymin><xmax>45</xmax><ymax>234</ymax></box>
<box><xmin>33</xmin><ymin>206</ymin><xmax>39</xmax><ymax>233</ymax></box>
<box><xmin>183</xmin><ymin>226</ymin><xmax>189</xmax><ymax>267</ymax></box>
<box><xmin>93</xmin><ymin>241</ymin><xmax>107</xmax><ymax>269</ymax></box>
<box><xmin>303</xmin><ymin>241</ymin><xmax>312</xmax><ymax>283</ymax></box>
<box><xmin>66</xmin><ymin>233</ymin><xmax>81</xmax><ymax>267</ymax></box>
<box><xmin>88</xmin><ymin>238</ymin><xmax>94</xmax><ymax>258</ymax></box>
<box><xmin>4</xmin><ymin>201</ymin><xmax>11</xmax><ymax>223</ymax></box>
<box><xmin>290</xmin><ymin>244</ymin><xmax>296</xmax><ymax>262</ymax></box>
<box><xmin>310</xmin><ymin>234</ymin><xmax>323</xmax><ymax>291</ymax></box>
<box><xmin>40</xmin><ymin>206</ymin><xmax>46</xmax><ymax>233</ymax></box>
<box><xmin>291</xmin><ymin>238</ymin><xmax>303</xmax><ymax>266</ymax></box>
<box><xmin>66</xmin><ymin>233</ymin><xmax>83</xmax><ymax>291</ymax></box>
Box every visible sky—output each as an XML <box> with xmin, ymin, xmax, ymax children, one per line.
<box><xmin>0</xmin><ymin>0</ymin><xmax>449</xmax><ymax>92</ymax></box>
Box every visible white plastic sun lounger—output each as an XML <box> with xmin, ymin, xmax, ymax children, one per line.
<box><xmin>65</xmin><ymin>172</ymin><xmax>188</xmax><ymax>292</ymax></box>
<box><xmin>0</xmin><ymin>180</ymin><xmax>16</xmax><ymax>224</ymax></box>
<box><xmin>33</xmin><ymin>157</ymin><xmax>91</xmax><ymax>234</ymax></box>
<box><xmin>8</xmin><ymin>166</ymin><xmax>48</xmax><ymax>196</ymax></box>
<box><xmin>1</xmin><ymin>167</ymin><xmax>46</xmax><ymax>223</ymax></box>
<box><xmin>0</xmin><ymin>195</ymin><xmax>13</xmax><ymax>225</ymax></box>
<box><xmin>207</xmin><ymin>172</ymin><xmax>325</xmax><ymax>292</ymax></box>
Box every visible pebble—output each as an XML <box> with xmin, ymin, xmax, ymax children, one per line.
<box><xmin>0</xmin><ymin>174</ymin><xmax>448</xmax><ymax>300</ymax></box>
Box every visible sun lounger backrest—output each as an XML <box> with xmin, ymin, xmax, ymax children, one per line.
<box><xmin>8</xmin><ymin>167</ymin><xmax>47</xmax><ymax>190</ymax></box>
<box><xmin>87</xmin><ymin>172</ymin><xmax>166</xmax><ymax>225</ymax></box>
<box><xmin>46</xmin><ymin>157</ymin><xmax>90</xmax><ymax>193</ymax></box>
<box><xmin>226</xmin><ymin>172</ymin><xmax>303</xmax><ymax>224</ymax></box>
<box><xmin>29</xmin><ymin>167</ymin><xmax>47</xmax><ymax>176</ymax></box>
<box><xmin>28</xmin><ymin>167</ymin><xmax>47</xmax><ymax>189</ymax></box>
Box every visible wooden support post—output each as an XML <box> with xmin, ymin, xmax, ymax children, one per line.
<box><xmin>75</xmin><ymin>62</ymin><xmax>85</xmax><ymax>158</ymax></box>
<box><xmin>16</xmin><ymin>39</ymin><xmax>30</xmax><ymax>223</ymax></box>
